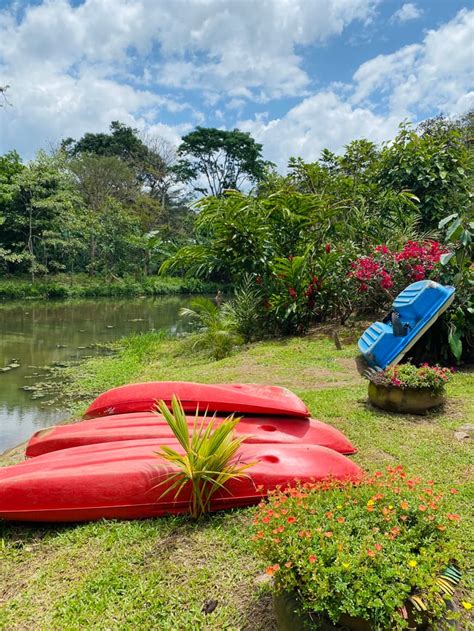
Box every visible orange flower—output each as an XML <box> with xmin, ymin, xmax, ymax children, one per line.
<box><xmin>308</xmin><ymin>555</ymin><xmax>317</xmax><ymax>564</ymax></box>
<box><xmin>447</xmin><ymin>513</ymin><xmax>460</xmax><ymax>521</ymax></box>
<box><xmin>437</xmin><ymin>524</ymin><xmax>446</xmax><ymax>531</ymax></box>
<box><xmin>375</xmin><ymin>543</ymin><xmax>383</xmax><ymax>551</ymax></box>
<box><xmin>262</xmin><ymin>516</ymin><xmax>270</xmax><ymax>523</ymax></box>
<box><xmin>325</xmin><ymin>511</ymin><xmax>333</xmax><ymax>519</ymax></box>
<box><xmin>287</xmin><ymin>516</ymin><xmax>296</xmax><ymax>524</ymax></box>
<box><xmin>367</xmin><ymin>549</ymin><xmax>376</xmax><ymax>557</ymax></box>
<box><xmin>266</xmin><ymin>564</ymin><xmax>280</xmax><ymax>576</ymax></box>
<box><xmin>337</xmin><ymin>517</ymin><xmax>345</xmax><ymax>524</ymax></box>
<box><xmin>324</xmin><ymin>531</ymin><xmax>333</xmax><ymax>538</ymax></box>
<box><xmin>450</xmin><ymin>488</ymin><xmax>459</xmax><ymax>495</ymax></box>
<box><xmin>284</xmin><ymin>561</ymin><xmax>293</xmax><ymax>568</ymax></box>
<box><xmin>400</xmin><ymin>501</ymin><xmax>409</xmax><ymax>510</ymax></box>
<box><xmin>418</xmin><ymin>504</ymin><xmax>427</xmax><ymax>512</ymax></box>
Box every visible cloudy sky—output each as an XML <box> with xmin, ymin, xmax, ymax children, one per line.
<box><xmin>0</xmin><ymin>0</ymin><xmax>473</xmax><ymax>168</ymax></box>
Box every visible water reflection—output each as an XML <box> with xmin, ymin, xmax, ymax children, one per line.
<box><xmin>0</xmin><ymin>296</ymin><xmax>191</xmax><ymax>452</ymax></box>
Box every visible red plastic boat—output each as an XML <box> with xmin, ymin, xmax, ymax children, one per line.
<box><xmin>0</xmin><ymin>441</ymin><xmax>363</xmax><ymax>522</ymax></box>
<box><xmin>26</xmin><ymin>413</ymin><xmax>356</xmax><ymax>457</ymax></box>
<box><xmin>84</xmin><ymin>382</ymin><xmax>309</xmax><ymax>419</ymax></box>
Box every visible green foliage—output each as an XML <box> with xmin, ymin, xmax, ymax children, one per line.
<box><xmin>179</xmin><ymin>297</ymin><xmax>244</xmax><ymax>360</ymax></box>
<box><xmin>437</xmin><ymin>212</ymin><xmax>473</xmax><ymax>362</ymax></box>
<box><xmin>377</xmin><ymin>122</ymin><xmax>470</xmax><ymax>231</ymax></box>
<box><xmin>225</xmin><ymin>273</ymin><xmax>266</xmax><ymax>342</ymax></box>
<box><xmin>63</xmin><ymin>121</ymin><xmax>148</xmax><ymax>163</ymax></box>
<box><xmin>369</xmin><ymin>363</ymin><xmax>453</xmax><ymax>395</ymax></box>
<box><xmin>155</xmin><ymin>396</ymin><xmax>254</xmax><ymax>519</ymax></box>
<box><xmin>0</xmin><ymin>275</ymin><xmax>222</xmax><ymax>299</ymax></box>
<box><xmin>175</xmin><ymin>127</ymin><xmax>268</xmax><ymax>196</ymax></box>
<box><xmin>251</xmin><ymin>468</ymin><xmax>461</xmax><ymax>630</ymax></box>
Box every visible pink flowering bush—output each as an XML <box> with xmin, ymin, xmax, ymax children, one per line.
<box><xmin>369</xmin><ymin>363</ymin><xmax>453</xmax><ymax>395</ymax></box>
<box><xmin>349</xmin><ymin>241</ymin><xmax>447</xmax><ymax>312</ymax></box>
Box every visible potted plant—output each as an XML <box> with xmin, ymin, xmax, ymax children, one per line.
<box><xmin>367</xmin><ymin>363</ymin><xmax>453</xmax><ymax>414</ymax></box>
<box><xmin>251</xmin><ymin>467</ymin><xmax>462</xmax><ymax>630</ymax></box>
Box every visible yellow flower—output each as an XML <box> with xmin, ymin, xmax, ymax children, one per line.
<box><xmin>367</xmin><ymin>499</ymin><xmax>375</xmax><ymax>506</ymax></box>
<box><xmin>408</xmin><ymin>560</ymin><xmax>417</xmax><ymax>568</ymax></box>
<box><xmin>342</xmin><ymin>562</ymin><xmax>350</xmax><ymax>570</ymax></box>
<box><xmin>462</xmin><ymin>602</ymin><xmax>472</xmax><ymax>611</ymax></box>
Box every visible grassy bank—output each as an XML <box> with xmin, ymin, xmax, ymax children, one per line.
<box><xmin>0</xmin><ymin>274</ymin><xmax>224</xmax><ymax>300</ymax></box>
<box><xmin>0</xmin><ymin>330</ymin><xmax>473</xmax><ymax>630</ymax></box>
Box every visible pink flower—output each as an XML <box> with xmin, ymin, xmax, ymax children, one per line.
<box><xmin>289</xmin><ymin>287</ymin><xmax>297</xmax><ymax>299</ymax></box>
<box><xmin>380</xmin><ymin>271</ymin><xmax>393</xmax><ymax>289</ymax></box>
<box><xmin>375</xmin><ymin>245</ymin><xmax>390</xmax><ymax>254</ymax></box>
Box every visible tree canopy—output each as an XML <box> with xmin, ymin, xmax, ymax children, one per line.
<box><xmin>174</xmin><ymin>127</ymin><xmax>268</xmax><ymax>196</ymax></box>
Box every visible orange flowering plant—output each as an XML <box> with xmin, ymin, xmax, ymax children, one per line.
<box><xmin>251</xmin><ymin>466</ymin><xmax>461</xmax><ymax>630</ymax></box>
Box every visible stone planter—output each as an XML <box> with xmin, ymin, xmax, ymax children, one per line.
<box><xmin>274</xmin><ymin>590</ymin><xmax>460</xmax><ymax>630</ymax></box>
<box><xmin>368</xmin><ymin>381</ymin><xmax>445</xmax><ymax>415</ymax></box>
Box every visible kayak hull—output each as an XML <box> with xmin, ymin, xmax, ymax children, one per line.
<box><xmin>0</xmin><ymin>441</ymin><xmax>363</xmax><ymax>522</ymax></box>
<box><xmin>84</xmin><ymin>381</ymin><xmax>310</xmax><ymax>419</ymax></box>
<box><xmin>26</xmin><ymin>413</ymin><xmax>357</xmax><ymax>457</ymax></box>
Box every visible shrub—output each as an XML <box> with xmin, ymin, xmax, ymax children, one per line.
<box><xmin>155</xmin><ymin>396</ymin><xmax>255</xmax><ymax>518</ymax></box>
<box><xmin>368</xmin><ymin>363</ymin><xmax>453</xmax><ymax>395</ymax></box>
<box><xmin>251</xmin><ymin>467</ymin><xmax>461</xmax><ymax>630</ymax></box>
<box><xmin>349</xmin><ymin>241</ymin><xmax>446</xmax><ymax>313</ymax></box>
<box><xmin>179</xmin><ymin>297</ymin><xmax>244</xmax><ymax>360</ymax></box>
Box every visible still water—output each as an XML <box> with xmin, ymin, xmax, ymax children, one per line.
<box><xmin>0</xmin><ymin>296</ymin><xmax>191</xmax><ymax>453</ymax></box>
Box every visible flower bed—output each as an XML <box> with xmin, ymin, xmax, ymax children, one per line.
<box><xmin>367</xmin><ymin>364</ymin><xmax>453</xmax><ymax>414</ymax></box>
<box><xmin>251</xmin><ymin>467</ymin><xmax>461</xmax><ymax>630</ymax></box>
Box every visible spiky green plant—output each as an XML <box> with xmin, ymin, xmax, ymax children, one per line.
<box><xmin>179</xmin><ymin>296</ymin><xmax>244</xmax><ymax>360</ymax></box>
<box><xmin>154</xmin><ymin>396</ymin><xmax>255</xmax><ymax>519</ymax></box>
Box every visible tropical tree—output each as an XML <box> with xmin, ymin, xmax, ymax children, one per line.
<box><xmin>174</xmin><ymin>127</ymin><xmax>267</xmax><ymax>196</ymax></box>
<box><xmin>1</xmin><ymin>151</ymin><xmax>83</xmax><ymax>279</ymax></box>
<box><xmin>377</xmin><ymin>122</ymin><xmax>470</xmax><ymax>230</ymax></box>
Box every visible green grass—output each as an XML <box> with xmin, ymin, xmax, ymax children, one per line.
<box><xmin>0</xmin><ymin>329</ymin><xmax>473</xmax><ymax>629</ymax></box>
<box><xmin>0</xmin><ymin>274</ymin><xmax>224</xmax><ymax>299</ymax></box>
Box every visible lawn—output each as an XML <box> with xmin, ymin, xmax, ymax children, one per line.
<box><xmin>0</xmin><ymin>329</ymin><xmax>472</xmax><ymax>630</ymax></box>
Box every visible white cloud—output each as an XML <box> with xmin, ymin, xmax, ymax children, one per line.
<box><xmin>353</xmin><ymin>9</ymin><xmax>474</xmax><ymax>117</ymax></box>
<box><xmin>238</xmin><ymin>9</ymin><xmax>474</xmax><ymax>169</ymax></box>
<box><xmin>239</xmin><ymin>91</ymin><xmax>401</xmax><ymax>168</ymax></box>
<box><xmin>0</xmin><ymin>0</ymin><xmax>378</xmax><ymax>156</ymax></box>
<box><xmin>391</xmin><ymin>3</ymin><xmax>423</xmax><ymax>24</ymax></box>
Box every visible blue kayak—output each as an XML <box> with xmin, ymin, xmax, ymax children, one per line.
<box><xmin>358</xmin><ymin>280</ymin><xmax>455</xmax><ymax>370</ymax></box>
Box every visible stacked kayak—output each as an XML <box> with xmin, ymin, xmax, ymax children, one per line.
<box><xmin>26</xmin><ymin>413</ymin><xmax>356</xmax><ymax>457</ymax></box>
<box><xmin>83</xmin><ymin>381</ymin><xmax>310</xmax><ymax>418</ymax></box>
<box><xmin>0</xmin><ymin>381</ymin><xmax>362</xmax><ymax>522</ymax></box>
<box><xmin>0</xmin><ymin>442</ymin><xmax>362</xmax><ymax>522</ymax></box>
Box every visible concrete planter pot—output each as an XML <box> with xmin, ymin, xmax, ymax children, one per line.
<box><xmin>273</xmin><ymin>590</ymin><xmax>460</xmax><ymax>631</ymax></box>
<box><xmin>368</xmin><ymin>381</ymin><xmax>445</xmax><ymax>415</ymax></box>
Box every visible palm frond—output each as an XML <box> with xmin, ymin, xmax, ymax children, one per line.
<box><xmin>154</xmin><ymin>395</ymin><xmax>256</xmax><ymax>518</ymax></box>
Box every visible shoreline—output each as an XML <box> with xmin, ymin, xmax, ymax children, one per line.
<box><xmin>0</xmin><ymin>274</ymin><xmax>226</xmax><ymax>300</ymax></box>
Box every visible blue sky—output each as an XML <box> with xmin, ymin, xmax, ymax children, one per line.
<box><xmin>0</xmin><ymin>0</ymin><xmax>472</xmax><ymax>168</ymax></box>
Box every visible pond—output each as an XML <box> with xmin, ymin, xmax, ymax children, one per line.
<box><xmin>0</xmin><ymin>296</ymin><xmax>192</xmax><ymax>453</ymax></box>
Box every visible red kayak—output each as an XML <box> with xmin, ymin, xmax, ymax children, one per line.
<box><xmin>84</xmin><ymin>382</ymin><xmax>309</xmax><ymax>419</ymax></box>
<box><xmin>26</xmin><ymin>413</ymin><xmax>356</xmax><ymax>457</ymax></box>
<box><xmin>0</xmin><ymin>441</ymin><xmax>363</xmax><ymax>522</ymax></box>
